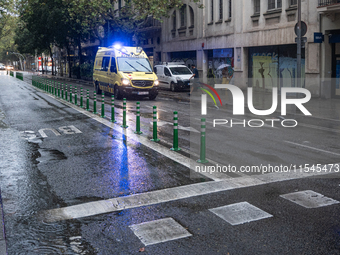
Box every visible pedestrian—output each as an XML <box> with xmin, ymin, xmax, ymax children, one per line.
<box><xmin>189</xmin><ymin>64</ymin><xmax>199</xmax><ymax>96</ymax></box>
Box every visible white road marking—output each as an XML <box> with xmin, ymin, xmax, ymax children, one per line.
<box><xmin>285</xmin><ymin>141</ymin><xmax>340</xmax><ymax>157</ymax></box>
<box><xmin>146</xmin><ymin>105</ymin><xmax>168</xmax><ymax>112</ymax></box>
<box><xmin>280</xmin><ymin>190</ymin><xmax>340</xmax><ymax>208</ymax></box>
<box><xmin>129</xmin><ymin>218</ymin><xmax>192</xmax><ymax>246</ymax></box>
<box><xmin>209</xmin><ymin>202</ymin><xmax>273</xmax><ymax>225</ymax></box>
<box><xmin>42</xmin><ymin>169</ymin><xmax>337</xmax><ymax>222</ymax></box>
<box><xmin>38</xmin><ymin>128</ymin><xmax>61</xmax><ymax>138</ymax></box>
<box><xmin>149</xmin><ymin>120</ymin><xmax>199</xmax><ymax>133</ymax></box>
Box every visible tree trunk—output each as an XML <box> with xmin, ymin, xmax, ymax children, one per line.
<box><xmin>77</xmin><ymin>38</ymin><xmax>82</xmax><ymax>79</ymax></box>
<box><xmin>41</xmin><ymin>55</ymin><xmax>44</xmax><ymax>74</ymax></box>
<box><xmin>49</xmin><ymin>47</ymin><xmax>54</xmax><ymax>76</ymax></box>
<box><xmin>67</xmin><ymin>46</ymin><xmax>71</xmax><ymax>78</ymax></box>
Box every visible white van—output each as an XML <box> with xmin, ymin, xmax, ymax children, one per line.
<box><xmin>154</xmin><ymin>63</ymin><xmax>192</xmax><ymax>92</ymax></box>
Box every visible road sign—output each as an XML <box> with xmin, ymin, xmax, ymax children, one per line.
<box><xmin>314</xmin><ymin>33</ymin><xmax>324</xmax><ymax>43</ymax></box>
<box><xmin>295</xmin><ymin>21</ymin><xmax>307</xmax><ymax>37</ymax></box>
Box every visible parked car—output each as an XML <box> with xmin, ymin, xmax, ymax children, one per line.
<box><xmin>154</xmin><ymin>62</ymin><xmax>192</xmax><ymax>92</ymax></box>
<box><xmin>0</xmin><ymin>64</ymin><xmax>5</xmax><ymax>70</ymax></box>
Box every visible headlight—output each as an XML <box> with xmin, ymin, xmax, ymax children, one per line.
<box><xmin>154</xmin><ymin>80</ymin><xmax>159</xmax><ymax>86</ymax></box>
<box><xmin>121</xmin><ymin>78</ymin><xmax>130</xmax><ymax>86</ymax></box>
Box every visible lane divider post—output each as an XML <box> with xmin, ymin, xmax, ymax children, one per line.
<box><xmin>121</xmin><ymin>98</ymin><xmax>128</xmax><ymax>128</ymax></box>
<box><xmin>74</xmin><ymin>86</ymin><xmax>78</xmax><ymax>105</ymax></box>
<box><xmin>171</xmin><ymin>111</ymin><xmax>181</xmax><ymax>151</ymax></box>
<box><xmin>134</xmin><ymin>102</ymin><xmax>142</xmax><ymax>134</ymax></box>
<box><xmin>197</xmin><ymin>118</ymin><xmax>209</xmax><ymax>163</ymax></box>
<box><xmin>58</xmin><ymin>82</ymin><xmax>60</xmax><ymax>97</ymax></box>
<box><xmin>69</xmin><ymin>85</ymin><xmax>73</xmax><ymax>103</ymax></box>
<box><xmin>111</xmin><ymin>96</ymin><xmax>116</xmax><ymax>123</ymax></box>
<box><xmin>65</xmin><ymin>84</ymin><xmax>68</xmax><ymax>101</ymax></box>
<box><xmin>151</xmin><ymin>106</ymin><xmax>160</xmax><ymax>142</ymax></box>
<box><xmin>93</xmin><ymin>91</ymin><xmax>97</xmax><ymax>114</ymax></box>
<box><xmin>61</xmin><ymin>83</ymin><xmax>64</xmax><ymax>99</ymax></box>
<box><xmin>80</xmin><ymin>87</ymin><xmax>84</xmax><ymax>108</ymax></box>
<box><xmin>101</xmin><ymin>92</ymin><xmax>105</xmax><ymax>118</ymax></box>
<box><xmin>86</xmin><ymin>89</ymin><xmax>90</xmax><ymax>111</ymax></box>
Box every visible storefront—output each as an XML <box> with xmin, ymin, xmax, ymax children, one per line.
<box><xmin>170</xmin><ymin>51</ymin><xmax>196</xmax><ymax>68</ymax></box>
<box><xmin>207</xmin><ymin>48</ymin><xmax>234</xmax><ymax>81</ymax></box>
<box><xmin>248</xmin><ymin>45</ymin><xmax>305</xmax><ymax>90</ymax></box>
<box><xmin>330</xmin><ymin>32</ymin><xmax>340</xmax><ymax>98</ymax></box>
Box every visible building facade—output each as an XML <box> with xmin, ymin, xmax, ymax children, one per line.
<box><xmin>159</xmin><ymin>0</ymin><xmax>340</xmax><ymax>98</ymax></box>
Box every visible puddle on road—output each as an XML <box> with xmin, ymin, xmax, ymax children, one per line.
<box><xmin>37</xmin><ymin>148</ymin><xmax>67</xmax><ymax>163</ymax></box>
<box><xmin>0</xmin><ymin>130</ymin><xmax>96</xmax><ymax>254</ymax></box>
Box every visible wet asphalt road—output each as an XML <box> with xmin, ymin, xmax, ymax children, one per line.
<box><xmin>0</xmin><ymin>72</ymin><xmax>340</xmax><ymax>254</ymax></box>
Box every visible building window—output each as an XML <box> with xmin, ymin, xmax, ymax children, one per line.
<box><xmin>189</xmin><ymin>6</ymin><xmax>194</xmax><ymax>27</ymax></box>
<box><xmin>219</xmin><ymin>0</ymin><xmax>223</xmax><ymax>20</ymax></box>
<box><xmin>180</xmin><ymin>5</ymin><xmax>186</xmax><ymax>27</ymax></box>
<box><xmin>268</xmin><ymin>0</ymin><xmax>282</xmax><ymax>10</ymax></box>
<box><xmin>172</xmin><ymin>11</ymin><xmax>176</xmax><ymax>30</ymax></box>
<box><xmin>229</xmin><ymin>0</ymin><xmax>232</xmax><ymax>19</ymax></box>
<box><xmin>254</xmin><ymin>0</ymin><xmax>260</xmax><ymax>14</ymax></box>
<box><xmin>211</xmin><ymin>0</ymin><xmax>214</xmax><ymax>22</ymax></box>
<box><xmin>290</xmin><ymin>0</ymin><xmax>297</xmax><ymax>6</ymax></box>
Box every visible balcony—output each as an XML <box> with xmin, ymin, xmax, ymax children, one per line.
<box><xmin>317</xmin><ymin>0</ymin><xmax>340</xmax><ymax>17</ymax></box>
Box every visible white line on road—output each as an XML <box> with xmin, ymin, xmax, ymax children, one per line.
<box><xmin>146</xmin><ymin>105</ymin><xmax>168</xmax><ymax>112</ymax></box>
<box><xmin>285</xmin><ymin>141</ymin><xmax>340</xmax><ymax>157</ymax></box>
<box><xmin>42</xmin><ymin>168</ymin><xmax>337</xmax><ymax>222</ymax></box>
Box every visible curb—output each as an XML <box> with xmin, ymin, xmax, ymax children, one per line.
<box><xmin>0</xmin><ymin>189</ymin><xmax>7</xmax><ymax>255</ymax></box>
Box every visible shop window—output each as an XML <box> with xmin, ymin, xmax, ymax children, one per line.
<box><xmin>268</xmin><ymin>0</ymin><xmax>282</xmax><ymax>10</ymax></box>
<box><xmin>254</xmin><ymin>0</ymin><xmax>260</xmax><ymax>14</ymax></box>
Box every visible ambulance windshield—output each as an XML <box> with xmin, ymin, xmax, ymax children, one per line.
<box><xmin>117</xmin><ymin>57</ymin><xmax>152</xmax><ymax>72</ymax></box>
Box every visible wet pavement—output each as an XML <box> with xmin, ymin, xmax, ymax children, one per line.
<box><xmin>1</xmin><ymin>71</ymin><xmax>340</xmax><ymax>254</ymax></box>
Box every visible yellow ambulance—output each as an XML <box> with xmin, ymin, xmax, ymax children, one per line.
<box><xmin>93</xmin><ymin>45</ymin><xmax>159</xmax><ymax>100</ymax></box>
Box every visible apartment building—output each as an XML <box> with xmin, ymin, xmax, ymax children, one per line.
<box><xmin>159</xmin><ymin>0</ymin><xmax>340</xmax><ymax>98</ymax></box>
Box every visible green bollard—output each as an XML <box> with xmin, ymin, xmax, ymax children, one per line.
<box><xmin>74</xmin><ymin>86</ymin><xmax>78</xmax><ymax>105</ymax></box>
<box><xmin>61</xmin><ymin>84</ymin><xmax>64</xmax><ymax>99</ymax></box>
<box><xmin>69</xmin><ymin>85</ymin><xmax>73</xmax><ymax>103</ymax></box>
<box><xmin>134</xmin><ymin>102</ymin><xmax>142</xmax><ymax>134</ymax></box>
<box><xmin>65</xmin><ymin>84</ymin><xmax>68</xmax><ymax>101</ymax></box>
<box><xmin>111</xmin><ymin>96</ymin><xmax>116</xmax><ymax>123</ymax></box>
<box><xmin>86</xmin><ymin>90</ymin><xmax>90</xmax><ymax>111</ymax></box>
<box><xmin>151</xmin><ymin>106</ymin><xmax>160</xmax><ymax>142</ymax></box>
<box><xmin>58</xmin><ymin>82</ymin><xmax>60</xmax><ymax>97</ymax></box>
<box><xmin>121</xmin><ymin>98</ymin><xmax>128</xmax><ymax>128</ymax></box>
<box><xmin>197</xmin><ymin>118</ymin><xmax>209</xmax><ymax>163</ymax></box>
<box><xmin>93</xmin><ymin>91</ymin><xmax>97</xmax><ymax>114</ymax></box>
<box><xmin>171</xmin><ymin>111</ymin><xmax>181</xmax><ymax>151</ymax></box>
<box><xmin>101</xmin><ymin>92</ymin><xmax>105</xmax><ymax>118</ymax></box>
<box><xmin>80</xmin><ymin>87</ymin><xmax>83</xmax><ymax>108</ymax></box>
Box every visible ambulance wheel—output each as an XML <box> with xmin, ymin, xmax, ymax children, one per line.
<box><xmin>114</xmin><ymin>86</ymin><xmax>122</xmax><ymax>100</ymax></box>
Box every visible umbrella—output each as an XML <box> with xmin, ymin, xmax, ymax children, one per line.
<box><xmin>216</xmin><ymin>64</ymin><xmax>231</xmax><ymax>70</ymax></box>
